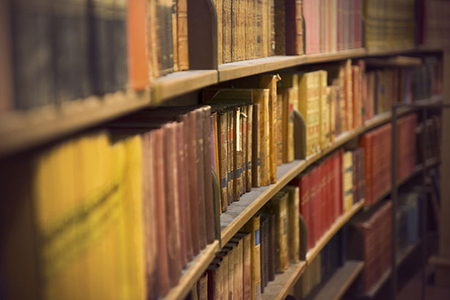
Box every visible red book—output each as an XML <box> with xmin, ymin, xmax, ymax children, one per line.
<box><xmin>310</xmin><ymin>167</ymin><xmax>320</xmax><ymax>244</ymax></box>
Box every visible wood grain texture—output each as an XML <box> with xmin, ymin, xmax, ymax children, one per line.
<box><xmin>261</xmin><ymin>261</ymin><xmax>307</xmax><ymax>300</ymax></box>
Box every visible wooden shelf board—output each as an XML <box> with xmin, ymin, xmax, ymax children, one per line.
<box><xmin>220</xmin><ymin>159</ymin><xmax>307</xmax><ymax>245</ymax></box>
<box><xmin>163</xmin><ymin>240</ymin><xmax>220</xmax><ymax>300</ymax></box>
<box><xmin>306</xmin><ymin>200</ymin><xmax>366</xmax><ymax>263</ymax></box>
<box><xmin>0</xmin><ymin>89</ymin><xmax>151</xmax><ymax>158</ymax></box>
<box><xmin>309</xmin><ymin>260</ymin><xmax>365</xmax><ymax>300</ymax></box>
<box><xmin>151</xmin><ymin>70</ymin><xmax>218</xmax><ymax>102</ymax></box>
<box><xmin>218</xmin><ymin>56</ymin><xmax>306</xmax><ymax>82</ymax></box>
<box><xmin>304</xmin><ymin>49</ymin><xmax>367</xmax><ymax>64</ymax></box>
<box><xmin>262</xmin><ymin>262</ymin><xmax>308</xmax><ymax>300</ymax></box>
<box><xmin>366</xmin><ymin>47</ymin><xmax>417</xmax><ymax>57</ymax></box>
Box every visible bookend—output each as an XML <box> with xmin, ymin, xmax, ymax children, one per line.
<box><xmin>188</xmin><ymin>0</ymin><xmax>218</xmax><ymax>70</ymax></box>
<box><xmin>293</xmin><ymin>108</ymin><xmax>306</xmax><ymax>160</ymax></box>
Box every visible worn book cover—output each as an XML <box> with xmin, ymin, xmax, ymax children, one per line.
<box><xmin>283</xmin><ymin>186</ymin><xmax>300</xmax><ymax>263</ymax></box>
<box><xmin>244</xmin><ymin>215</ymin><xmax>261</xmax><ymax>300</ymax></box>
<box><xmin>266</xmin><ymin>193</ymin><xmax>288</xmax><ymax>273</ymax></box>
<box><xmin>246</xmin><ymin>104</ymin><xmax>253</xmax><ymax>192</ymax></box>
<box><xmin>177</xmin><ymin>0</ymin><xmax>189</xmax><ymax>70</ymax></box>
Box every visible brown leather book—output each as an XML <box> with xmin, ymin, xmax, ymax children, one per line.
<box><xmin>171</xmin><ymin>0</ymin><xmax>178</xmax><ymax>71</ymax></box>
<box><xmin>153</xmin><ymin>128</ymin><xmax>171</xmax><ymax>297</ymax></box>
<box><xmin>194</xmin><ymin>109</ymin><xmax>207</xmax><ymax>249</ymax></box>
<box><xmin>226</xmin><ymin>238</ymin><xmax>244</xmax><ymax>300</ymax></box>
<box><xmin>198</xmin><ymin>272</ymin><xmax>208</xmax><ymax>300</ymax></box>
<box><xmin>245</xmin><ymin>0</ymin><xmax>254</xmax><ymax>59</ymax></box>
<box><xmin>267</xmin><ymin>213</ymin><xmax>276</xmax><ymax>281</ymax></box>
<box><xmin>163</xmin><ymin>123</ymin><xmax>182</xmax><ymax>286</ymax></box>
<box><xmin>222</xmin><ymin>244</ymin><xmax>236</xmax><ymax>300</ymax></box>
<box><xmin>216</xmin><ymin>251</ymin><xmax>230</xmax><ymax>300</ymax></box>
<box><xmin>283</xmin><ymin>186</ymin><xmax>300</xmax><ymax>263</ymax></box>
<box><xmin>227</xmin><ymin>109</ymin><xmax>233</xmax><ymax>205</ymax></box>
<box><xmin>215</xmin><ymin>0</ymin><xmax>223</xmax><ymax>64</ymax></box>
<box><xmin>231</xmin><ymin>0</ymin><xmax>238</xmax><ymax>62</ymax></box>
<box><xmin>259</xmin><ymin>215</ymin><xmax>268</xmax><ymax>293</ymax></box>
<box><xmin>238</xmin><ymin>0</ymin><xmax>246</xmax><ymax>61</ymax></box>
<box><xmin>207</xmin><ymin>262</ymin><xmax>223</xmax><ymax>300</ymax></box>
<box><xmin>254</xmin><ymin>0</ymin><xmax>263</xmax><ymax>58</ymax></box>
<box><xmin>277</xmin><ymin>94</ymin><xmax>283</xmax><ymax>165</ymax></box>
<box><xmin>266</xmin><ymin>192</ymin><xmax>288</xmax><ymax>273</ymax></box>
<box><xmin>274</xmin><ymin>0</ymin><xmax>285</xmax><ymax>55</ymax></box>
<box><xmin>246</xmin><ymin>104</ymin><xmax>253</xmax><ymax>192</ymax></box>
<box><xmin>177</xmin><ymin>0</ymin><xmax>189</xmax><ymax>70</ymax></box>
<box><xmin>202</xmin><ymin>106</ymin><xmax>215</xmax><ymax>244</ymax></box>
<box><xmin>234</xmin><ymin>107</ymin><xmax>243</xmax><ymax>200</ymax></box>
<box><xmin>236</xmin><ymin>232</ymin><xmax>252</xmax><ymax>300</ymax></box>
<box><xmin>242</xmin><ymin>106</ymin><xmax>247</xmax><ymax>194</ymax></box>
<box><xmin>216</xmin><ymin>108</ymin><xmax>229</xmax><ymax>211</ymax></box>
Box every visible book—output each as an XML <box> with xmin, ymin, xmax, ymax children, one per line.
<box><xmin>265</xmin><ymin>192</ymin><xmax>288</xmax><ymax>273</ymax></box>
<box><xmin>198</xmin><ymin>272</ymin><xmax>208</xmax><ymax>300</ymax></box>
<box><xmin>177</xmin><ymin>0</ymin><xmax>189</xmax><ymax>70</ymax></box>
<box><xmin>207</xmin><ymin>262</ymin><xmax>223</xmax><ymax>300</ymax></box>
<box><xmin>156</xmin><ymin>0</ymin><xmax>175</xmax><ymax>75</ymax></box>
<box><xmin>244</xmin><ymin>215</ymin><xmax>262</xmax><ymax>300</ymax></box>
<box><xmin>283</xmin><ymin>186</ymin><xmax>300</xmax><ymax>263</ymax></box>
<box><xmin>202</xmin><ymin>107</ymin><xmax>215</xmax><ymax>244</ymax></box>
<box><xmin>342</xmin><ymin>150</ymin><xmax>353</xmax><ymax>212</ymax></box>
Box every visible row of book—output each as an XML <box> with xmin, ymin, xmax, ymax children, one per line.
<box><xmin>289</xmin><ymin>148</ymin><xmax>365</xmax><ymax>252</ymax></box>
<box><xmin>349</xmin><ymin>201</ymin><xmax>393</xmax><ymax>294</ymax></box>
<box><xmin>364</xmin><ymin>0</ymin><xmax>415</xmax><ymax>50</ymax></box>
<box><xmin>203</xmin><ymin>74</ymin><xmax>295</xmax><ymax>210</ymax></box>
<box><xmin>293</xmin><ymin>226</ymin><xmax>349</xmax><ymax>299</ymax></box>
<box><xmin>0</xmin><ymin>106</ymin><xmax>221</xmax><ymax>300</ymax></box>
<box><xmin>396</xmin><ymin>192</ymin><xmax>420</xmax><ymax>253</ymax></box>
<box><xmin>187</xmin><ymin>187</ymin><xmax>300</xmax><ymax>300</ymax></box>
<box><xmin>0</xmin><ymin>0</ymin><xmax>188</xmax><ymax>112</ymax></box>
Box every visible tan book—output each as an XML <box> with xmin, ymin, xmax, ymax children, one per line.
<box><xmin>231</xmin><ymin>0</ymin><xmax>239</xmax><ymax>61</ymax></box>
<box><xmin>260</xmin><ymin>74</ymin><xmax>281</xmax><ymax>184</ymax></box>
<box><xmin>215</xmin><ymin>0</ymin><xmax>223</xmax><ymax>64</ymax></box>
<box><xmin>225</xmin><ymin>239</ymin><xmax>243</xmax><ymax>300</ymax></box>
<box><xmin>298</xmin><ymin>72</ymin><xmax>321</xmax><ymax>156</ymax></box>
<box><xmin>172</xmin><ymin>0</ymin><xmax>179</xmax><ymax>71</ymax></box>
<box><xmin>223</xmin><ymin>0</ymin><xmax>232</xmax><ymax>63</ymax></box>
<box><xmin>241</xmin><ymin>106</ymin><xmax>247</xmax><ymax>194</ymax></box>
<box><xmin>198</xmin><ymin>272</ymin><xmax>208</xmax><ymax>300</ymax></box>
<box><xmin>255</xmin><ymin>0</ymin><xmax>263</xmax><ymax>58</ymax></box>
<box><xmin>236</xmin><ymin>232</ymin><xmax>252</xmax><ymax>300</ymax></box>
<box><xmin>252</xmin><ymin>103</ymin><xmax>261</xmax><ymax>187</ymax></box>
<box><xmin>283</xmin><ymin>186</ymin><xmax>300</xmax><ymax>263</ymax></box>
<box><xmin>246</xmin><ymin>0</ymin><xmax>255</xmax><ymax>59</ymax></box>
<box><xmin>216</xmin><ymin>252</ymin><xmax>230</xmax><ymax>300</ymax></box>
<box><xmin>345</xmin><ymin>59</ymin><xmax>354</xmax><ymax>130</ymax></box>
<box><xmin>277</xmin><ymin>94</ymin><xmax>283</xmax><ymax>165</ymax></box>
<box><xmin>319</xmin><ymin>70</ymin><xmax>329</xmax><ymax>150</ymax></box>
<box><xmin>278</xmin><ymin>87</ymin><xmax>295</xmax><ymax>163</ymax></box>
<box><xmin>244</xmin><ymin>215</ymin><xmax>262</xmax><ymax>300</ymax></box>
<box><xmin>217</xmin><ymin>110</ymin><xmax>229</xmax><ymax>211</ymax></box>
<box><xmin>246</xmin><ymin>104</ymin><xmax>253</xmax><ymax>192</ymax></box>
<box><xmin>261</xmin><ymin>0</ymin><xmax>268</xmax><ymax>57</ymax></box>
<box><xmin>328</xmin><ymin>86</ymin><xmax>336</xmax><ymax>143</ymax></box>
<box><xmin>234</xmin><ymin>107</ymin><xmax>242</xmax><ymax>200</ymax></box>
<box><xmin>223</xmin><ymin>245</ymin><xmax>235</xmax><ymax>300</ymax></box>
<box><xmin>177</xmin><ymin>0</ymin><xmax>189</xmax><ymax>70</ymax></box>
<box><xmin>253</xmin><ymin>89</ymin><xmax>270</xmax><ymax>186</ymax></box>
<box><xmin>238</xmin><ymin>0</ymin><xmax>246</xmax><ymax>61</ymax></box>
<box><xmin>265</xmin><ymin>193</ymin><xmax>288</xmax><ymax>273</ymax></box>
<box><xmin>343</xmin><ymin>151</ymin><xmax>353</xmax><ymax>212</ymax></box>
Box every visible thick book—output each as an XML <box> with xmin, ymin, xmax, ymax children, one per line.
<box><xmin>207</xmin><ymin>262</ymin><xmax>223</xmax><ymax>300</ymax></box>
<box><xmin>198</xmin><ymin>272</ymin><xmax>208</xmax><ymax>300</ymax></box>
<box><xmin>223</xmin><ymin>0</ymin><xmax>232</xmax><ymax>63</ymax></box>
<box><xmin>275</xmin><ymin>0</ymin><xmax>285</xmax><ymax>55</ymax></box>
<box><xmin>277</xmin><ymin>94</ymin><xmax>283</xmax><ymax>166</ymax></box>
<box><xmin>252</xmin><ymin>103</ymin><xmax>262</xmax><ymax>187</ymax></box>
<box><xmin>156</xmin><ymin>0</ymin><xmax>174</xmax><ymax>75</ymax></box>
<box><xmin>246</xmin><ymin>104</ymin><xmax>253</xmax><ymax>192</ymax></box>
<box><xmin>283</xmin><ymin>186</ymin><xmax>300</xmax><ymax>263</ymax></box>
<box><xmin>202</xmin><ymin>107</ymin><xmax>215</xmax><ymax>244</ymax></box>
<box><xmin>236</xmin><ymin>231</ymin><xmax>252</xmax><ymax>300</ymax></box>
<box><xmin>177</xmin><ymin>0</ymin><xmax>189</xmax><ymax>70</ymax></box>
<box><xmin>266</xmin><ymin>192</ymin><xmax>288</xmax><ymax>273</ymax></box>
<box><xmin>246</xmin><ymin>0</ymin><xmax>255</xmax><ymax>59</ymax></box>
<box><xmin>342</xmin><ymin>150</ymin><xmax>353</xmax><ymax>212</ymax></box>
<box><xmin>194</xmin><ymin>109</ymin><xmax>207</xmax><ymax>249</ymax></box>
<box><xmin>216</xmin><ymin>251</ymin><xmax>230</xmax><ymax>300</ymax></box>
<box><xmin>319</xmin><ymin>70</ymin><xmax>329</xmax><ymax>150</ymax></box>
<box><xmin>226</xmin><ymin>238</ymin><xmax>244</xmax><ymax>300</ymax></box>
<box><xmin>244</xmin><ymin>215</ymin><xmax>262</xmax><ymax>300</ymax></box>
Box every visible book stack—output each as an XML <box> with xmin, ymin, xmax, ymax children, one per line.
<box><xmin>364</xmin><ymin>0</ymin><xmax>415</xmax><ymax>50</ymax></box>
<box><xmin>349</xmin><ymin>201</ymin><xmax>392</xmax><ymax>294</ymax></box>
<box><xmin>203</xmin><ymin>74</ymin><xmax>296</xmax><ymax>211</ymax></box>
<box><xmin>188</xmin><ymin>188</ymin><xmax>300</xmax><ymax>300</ymax></box>
<box><xmin>294</xmin><ymin>226</ymin><xmax>349</xmax><ymax>299</ymax></box>
<box><xmin>396</xmin><ymin>192</ymin><xmax>420</xmax><ymax>253</ymax></box>
<box><xmin>0</xmin><ymin>106</ymin><xmax>221</xmax><ymax>300</ymax></box>
<box><xmin>416</xmin><ymin>115</ymin><xmax>442</xmax><ymax>164</ymax></box>
<box><xmin>303</xmin><ymin>0</ymin><xmax>362</xmax><ymax>55</ymax></box>
<box><xmin>0</xmin><ymin>0</ymin><xmax>188</xmax><ymax>112</ymax></box>
<box><xmin>289</xmin><ymin>150</ymin><xmax>346</xmax><ymax>252</ymax></box>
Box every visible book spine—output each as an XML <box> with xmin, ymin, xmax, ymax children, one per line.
<box><xmin>286</xmin><ymin>186</ymin><xmax>300</xmax><ymax>262</ymax></box>
<box><xmin>163</xmin><ymin>124</ymin><xmax>182</xmax><ymax>287</ymax></box>
<box><xmin>242</xmin><ymin>106</ymin><xmax>247</xmax><ymax>194</ymax></box>
<box><xmin>207</xmin><ymin>263</ymin><xmax>223</xmax><ymax>300</ymax></box>
<box><xmin>260</xmin><ymin>218</ymin><xmax>266</xmax><ymax>293</ymax></box>
<box><xmin>296</xmin><ymin>0</ymin><xmax>304</xmax><ymax>55</ymax></box>
<box><xmin>156</xmin><ymin>0</ymin><xmax>174</xmax><ymax>75</ymax></box>
<box><xmin>229</xmin><ymin>110</ymin><xmax>235</xmax><ymax>202</ymax></box>
<box><xmin>238</xmin><ymin>0</ymin><xmax>246</xmax><ymax>61</ymax></box>
<box><xmin>234</xmin><ymin>108</ymin><xmax>242</xmax><ymax>200</ymax></box>
<box><xmin>217</xmin><ymin>252</ymin><xmax>229</xmax><ymax>300</ymax></box>
<box><xmin>177</xmin><ymin>0</ymin><xmax>189</xmax><ymax>70</ymax></box>
<box><xmin>203</xmin><ymin>107</ymin><xmax>215</xmax><ymax>244</ymax></box>
<box><xmin>246</xmin><ymin>0</ymin><xmax>254</xmax><ymax>59</ymax></box>
<box><xmin>231</xmin><ymin>0</ymin><xmax>238</xmax><ymax>61</ymax></box>
<box><xmin>188</xmin><ymin>113</ymin><xmax>201</xmax><ymax>254</ymax></box>
<box><xmin>182</xmin><ymin>116</ymin><xmax>194</xmax><ymax>261</ymax></box>
<box><xmin>255</xmin><ymin>0</ymin><xmax>263</xmax><ymax>58</ymax></box>
<box><xmin>252</xmin><ymin>103</ymin><xmax>261</xmax><ymax>187</ymax></box>
<box><xmin>219</xmin><ymin>113</ymin><xmax>229</xmax><ymax>211</ymax></box>
<box><xmin>112</xmin><ymin>0</ymin><xmax>128</xmax><ymax>91</ymax></box>
<box><xmin>172</xmin><ymin>0</ymin><xmax>178</xmax><ymax>71</ymax></box>
<box><xmin>275</xmin><ymin>0</ymin><xmax>286</xmax><ymax>55</ymax></box>
<box><xmin>244</xmin><ymin>215</ymin><xmax>261</xmax><ymax>300</ymax></box>
<box><xmin>223</xmin><ymin>0</ymin><xmax>232</xmax><ymax>63</ymax></box>
<box><xmin>277</xmin><ymin>94</ymin><xmax>283</xmax><ymax>165</ymax></box>
<box><xmin>195</xmin><ymin>109</ymin><xmax>207</xmax><ymax>249</ymax></box>
<box><xmin>198</xmin><ymin>272</ymin><xmax>208</xmax><ymax>300</ymax></box>
<box><xmin>270</xmin><ymin>0</ymin><xmax>275</xmax><ymax>55</ymax></box>
<box><xmin>176</xmin><ymin>124</ymin><xmax>188</xmax><ymax>267</ymax></box>
<box><xmin>246</xmin><ymin>105</ymin><xmax>253</xmax><ymax>192</ymax></box>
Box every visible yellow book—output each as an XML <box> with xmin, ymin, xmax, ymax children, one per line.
<box><xmin>277</xmin><ymin>94</ymin><xmax>283</xmax><ymax>166</ymax></box>
<box><xmin>345</xmin><ymin>60</ymin><xmax>354</xmax><ymax>130</ymax></box>
<box><xmin>252</xmin><ymin>89</ymin><xmax>271</xmax><ymax>186</ymax></box>
<box><xmin>343</xmin><ymin>151</ymin><xmax>354</xmax><ymax>212</ymax></box>
<box><xmin>318</xmin><ymin>70</ymin><xmax>329</xmax><ymax>150</ymax></box>
<box><xmin>328</xmin><ymin>86</ymin><xmax>335</xmax><ymax>143</ymax></box>
<box><xmin>260</xmin><ymin>74</ymin><xmax>281</xmax><ymax>184</ymax></box>
<box><xmin>244</xmin><ymin>215</ymin><xmax>261</xmax><ymax>300</ymax></box>
<box><xmin>282</xmin><ymin>186</ymin><xmax>300</xmax><ymax>263</ymax></box>
<box><xmin>298</xmin><ymin>72</ymin><xmax>321</xmax><ymax>156</ymax></box>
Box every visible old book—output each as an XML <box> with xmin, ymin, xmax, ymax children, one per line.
<box><xmin>231</xmin><ymin>0</ymin><xmax>238</xmax><ymax>61</ymax></box>
<box><xmin>270</xmin><ymin>0</ymin><xmax>275</xmax><ymax>55</ymax></box>
<box><xmin>234</xmin><ymin>107</ymin><xmax>243</xmax><ymax>200</ymax></box>
<box><xmin>202</xmin><ymin>107</ymin><xmax>215</xmax><ymax>244</ymax></box>
<box><xmin>241</xmin><ymin>106</ymin><xmax>247</xmax><ymax>194</ymax></box>
<box><xmin>156</xmin><ymin>0</ymin><xmax>174</xmax><ymax>75</ymax></box>
<box><xmin>252</xmin><ymin>103</ymin><xmax>261</xmax><ymax>187</ymax></box>
<box><xmin>285</xmin><ymin>0</ymin><xmax>304</xmax><ymax>55</ymax></box>
<box><xmin>261</xmin><ymin>0</ymin><xmax>268</xmax><ymax>57</ymax></box>
<box><xmin>207</xmin><ymin>262</ymin><xmax>223</xmax><ymax>300</ymax></box>
<box><xmin>223</xmin><ymin>0</ymin><xmax>232</xmax><ymax>63</ymax></box>
<box><xmin>228</xmin><ymin>109</ymin><xmax>235</xmax><ymax>203</ymax></box>
<box><xmin>278</xmin><ymin>87</ymin><xmax>295</xmax><ymax>163</ymax></box>
<box><xmin>189</xmin><ymin>280</ymin><xmax>198</xmax><ymax>300</ymax></box>
<box><xmin>266</xmin><ymin>214</ymin><xmax>276</xmax><ymax>282</ymax></box>
<box><xmin>246</xmin><ymin>105</ymin><xmax>253</xmax><ymax>192</ymax></box>
<box><xmin>276</xmin><ymin>94</ymin><xmax>283</xmax><ymax>165</ymax></box>
<box><xmin>0</xmin><ymin>0</ymin><xmax>13</xmax><ymax>113</ymax></box>
<box><xmin>226</xmin><ymin>238</ymin><xmax>244</xmax><ymax>300</ymax></box>
<box><xmin>111</xmin><ymin>0</ymin><xmax>128</xmax><ymax>91</ymax></box>
<box><xmin>255</xmin><ymin>0</ymin><xmax>263</xmax><ymax>58</ymax></box>
<box><xmin>171</xmin><ymin>0</ymin><xmax>178</xmax><ymax>71</ymax></box>
<box><xmin>238</xmin><ymin>0</ymin><xmax>246</xmax><ymax>61</ymax></box>
<box><xmin>216</xmin><ymin>252</ymin><xmax>229</xmax><ymax>300</ymax></box>
<box><xmin>177</xmin><ymin>0</ymin><xmax>189</xmax><ymax>70</ymax></box>
<box><xmin>244</xmin><ymin>215</ymin><xmax>261</xmax><ymax>300</ymax></box>
<box><xmin>328</xmin><ymin>87</ymin><xmax>335</xmax><ymax>143</ymax></box>
<box><xmin>194</xmin><ymin>109</ymin><xmax>207</xmax><ymax>249</ymax></box>
<box><xmin>260</xmin><ymin>74</ymin><xmax>281</xmax><ymax>184</ymax></box>
<box><xmin>216</xmin><ymin>109</ymin><xmax>229</xmax><ymax>211</ymax></box>
<box><xmin>253</xmin><ymin>89</ymin><xmax>270</xmax><ymax>186</ymax></box>
<box><xmin>222</xmin><ymin>245</ymin><xmax>235</xmax><ymax>300</ymax></box>
<box><xmin>283</xmin><ymin>186</ymin><xmax>300</xmax><ymax>263</ymax></box>
<box><xmin>259</xmin><ymin>216</ymin><xmax>267</xmax><ymax>293</ymax></box>
<box><xmin>246</xmin><ymin>0</ymin><xmax>255</xmax><ymax>59</ymax></box>
<box><xmin>274</xmin><ymin>0</ymin><xmax>285</xmax><ymax>55</ymax></box>
<box><xmin>319</xmin><ymin>70</ymin><xmax>329</xmax><ymax>150</ymax></box>
<box><xmin>236</xmin><ymin>231</ymin><xmax>252</xmax><ymax>300</ymax></box>
<box><xmin>344</xmin><ymin>59</ymin><xmax>354</xmax><ymax>130</ymax></box>
<box><xmin>342</xmin><ymin>151</ymin><xmax>353</xmax><ymax>212</ymax></box>
<box><xmin>266</xmin><ymin>192</ymin><xmax>289</xmax><ymax>273</ymax></box>
<box><xmin>163</xmin><ymin>123</ymin><xmax>182</xmax><ymax>287</ymax></box>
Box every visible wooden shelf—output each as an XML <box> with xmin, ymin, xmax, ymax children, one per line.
<box><xmin>304</xmin><ymin>49</ymin><xmax>367</xmax><ymax>64</ymax></box>
<box><xmin>306</xmin><ymin>200</ymin><xmax>366</xmax><ymax>263</ymax></box>
<box><xmin>262</xmin><ymin>262</ymin><xmax>308</xmax><ymax>300</ymax></box>
<box><xmin>163</xmin><ymin>240</ymin><xmax>220</xmax><ymax>300</ymax></box>
<box><xmin>308</xmin><ymin>260</ymin><xmax>365</xmax><ymax>300</ymax></box>
<box><xmin>220</xmin><ymin>159</ymin><xmax>308</xmax><ymax>245</ymax></box>
<box><xmin>151</xmin><ymin>70</ymin><xmax>218</xmax><ymax>102</ymax></box>
<box><xmin>0</xmin><ymin>89</ymin><xmax>151</xmax><ymax>158</ymax></box>
<box><xmin>220</xmin><ymin>96</ymin><xmax>440</xmax><ymax>247</ymax></box>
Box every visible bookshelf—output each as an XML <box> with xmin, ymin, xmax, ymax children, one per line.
<box><xmin>258</xmin><ymin>200</ymin><xmax>365</xmax><ymax>300</ymax></box>
<box><xmin>307</xmin><ymin>260</ymin><xmax>365</xmax><ymax>300</ymax></box>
